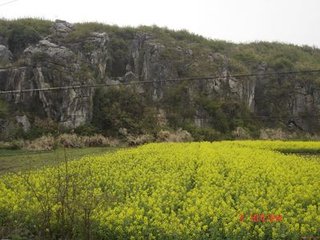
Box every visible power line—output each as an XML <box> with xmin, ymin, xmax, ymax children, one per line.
<box><xmin>0</xmin><ymin>69</ymin><xmax>320</xmax><ymax>95</ymax></box>
<box><xmin>0</xmin><ymin>0</ymin><xmax>19</xmax><ymax>7</ymax></box>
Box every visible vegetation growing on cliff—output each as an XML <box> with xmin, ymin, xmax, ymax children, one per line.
<box><xmin>1</xmin><ymin>18</ymin><xmax>320</xmax><ymax>141</ymax></box>
<box><xmin>0</xmin><ymin>18</ymin><xmax>52</xmax><ymax>56</ymax></box>
<box><xmin>92</xmin><ymin>87</ymin><xmax>158</xmax><ymax>137</ymax></box>
<box><xmin>0</xmin><ymin>99</ymin><xmax>8</xmax><ymax>118</ymax></box>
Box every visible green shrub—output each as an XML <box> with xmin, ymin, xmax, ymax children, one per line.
<box><xmin>162</xmin><ymin>82</ymin><xmax>196</xmax><ymax>128</ymax></box>
<box><xmin>8</xmin><ymin>139</ymin><xmax>25</xmax><ymax>150</ymax></box>
<box><xmin>0</xmin><ymin>18</ymin><xmax>51</xmax><ymax>56</ymax></box>
<box><xmin>74</xmin><ymin>124</ymin><xmax>98</xmax><ymax>136</ymax></box>
<box><xmin>108</xmin><ymin>38</ymin><xmax>130</xmax><ymax>77</ymax></box>
<box><xmin>271</xmin><ymin>56</ymin><xmax>295</xmax><ymax>71</ymax></box>
<box><xmin>22</xmin><ymin>117</ymin><xmax>59</xmax><ymax>140</ymax></box>
<box><xmin>92</xmin><ymin>87</ymin><xmax>158</xmax><ymax>136</ymax></box>
<box><xmin>185</xmin><ymin>125</ymin><xmax>223</xmax><ymax>141</ymax></box>
<box><xmin>0</xmin><ymin>140</ymin><xmax>25</xmax><ymax>150</ymax></box>
<box><xmin>0</xmin><ymin>99</ymin><xmax>8</xmax><ymax>118</ymax></box>
<box><xmin>66</xmin><ymin>22</ymin><xmax>134</xmax><ymax>42</ymax></box>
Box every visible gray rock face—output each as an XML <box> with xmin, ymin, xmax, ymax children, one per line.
<box><xmin>253</xmin><ymin>71</ymin><xmax>320</xmax><ymax>131</ymax></box>
<box><xmin>3</xmin><ymin>32</ymin><xmax>97</xmax><ymax>128</ymax></box>
<box><xmin>129</xmin><ymin>33</ymin><xmax>177</xmax><ymax>100</ymax></box>
<box><xmin>124</xmin><ymin>71</ymin><xmax>136</xmax><ymax>82</ymax></box>
<box><xmin>0</xmin><ymin>45</ymin><xmax>13</xmax><ymax>64</ymax></box>
<box><xmin>195</xmin><ymin>70</ymin><xmax>256</xmax><ymax>112</ymax></box>
<box><xmin>1</xmin><ymin>19</ymin><xmax>320</xmax><ymax>135</ymax></box>
<box><xmin>0</xmin><ymin>23</ymin><xmax>260</xmax><ymax>132</ymax></box>
<box><xmin>0</xmin><ymin>21</ymin><xmax>113</xmax><ymax>130</ymax></box>
<box><xmin>51</xmin><ymin>19</ymin><xmax>74</xmax><ymax>37</ymax></box>
<box><xmin>24</xmin><ymin>39</ymin><xmax>75</xmax><ymax>64</ymax></box>
<box><xmin>289</xmin><ymin>82</ymin><xmax>320</xmax><ymax>131</ymax></box>
<box><xmin>16</xmin><ymin>115</ymin><xmax>31</xmax><ymax>132</ymax></box>
<box><xmin>0</xmin><ymin>36</ymin><xmax>7</xmax><ymax>46</ymax></box>
<box><xmin>127</xmin><ymin>34</ymin><xmax>256</xmax><ymax>109</ymax></box>
<box><xmin>82</xmin><ymin>32</ymin><xmax>109</xmax><ymax>79</ymax></box>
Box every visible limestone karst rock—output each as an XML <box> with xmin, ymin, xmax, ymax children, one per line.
<box><xmin>1</xmin><ymin>19</ymin><xmax>320</xmax><ymax>138</ymax></box>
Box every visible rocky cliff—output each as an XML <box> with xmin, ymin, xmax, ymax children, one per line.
<box><xmin>1</xmin><ymin>19</ymin><xmax>320</xmax><ymax>139</ymax></box>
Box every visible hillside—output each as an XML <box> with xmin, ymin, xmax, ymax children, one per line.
<box><xmin>1</xmin><ymin>18</ymin><xmax>320</xmax><ymax>141</ymax></box>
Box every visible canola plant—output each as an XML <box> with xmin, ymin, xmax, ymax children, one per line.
<box><xmin>0</xmin><ymin>141</ymin><xmax>319</xmax><ymax>239</ymax></box>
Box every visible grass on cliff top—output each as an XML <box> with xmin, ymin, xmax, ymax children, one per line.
<box><xmin>2</xmin><ymin>18</ymin><xmax>320</xmax><ymax>74</ymax></box>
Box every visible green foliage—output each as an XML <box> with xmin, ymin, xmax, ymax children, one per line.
<box><xmin>207</xmin><ymin>40</ymin><xmax>234</xmax><ymax>53</ymax></box>
<box><xmin>233</xmin><ymin>48</ymin><xmax>263</xmax><ymax>67</ymax></box>
<box><xmin>238</xmin><ymin>41</ymin><xmax>320</xmax><ymax>71</ymax></box>
<box><xmin>92</xmin><ymin>87</ymin><xmax>158</xmax><ymax>136</ymax></box>
<box><xmin>193</xmin><ymin>96</ymin><xmax>260</xmax><ymax>137</ymax></box>
<box><xmin>0</xmin><ymin>18</ymin><xmax>52</xmax><ymax>37</ymax></box>
<box><xmin>74</xmin><ymin>124</ymin><xmax>97</xmax><ymax>136</ymax></box>
<box><xmin>1</xmin><ymin>18</ymin><xmax>320</xmax><ymax>139</ymax></box>
<box><xmin>184</xmin><ymin>125</ymin><xmax>224</xmax><ymax>141</ymax></box>
<box><xmin>66</xmin><ymin>22</ymin><xmax>135</xmax><ymax>42</ymax></box>
<box><xmin>21</xmin><ymin>118</ymin><xmax>60</xmax><ymax>140</ymax></box>
<box><xmin>65</xmin><ymin>22</ymin><xmax>107</xmax><ymax>41</ymax></box>
<box><xmin>271</xmin><ymin>56</ymin><xmax>295</xmax><ymax>71</ymax></box>
<box><xmin>65</xmin><ymin>22</ymin><xmax>135</xmax><ymax>78</ymax></box>
<box><xmin>8</xmin><ymin>25</ymin><xmax>41</xmax><ymax>55</ymax></box>
<box><xmin>108</xmin><ymin>38</ymin><xmax>129</xmax><ymax>77</ymax></box>
<box><xmin>0</xmin><ymin>99</ymin><xmax>8</xmax><ymax>118</ymax></box>
<box><xmin>160</xmin><ymin>82</ymin><xmax>260</xmax><ymax>140</ymax></box>
<box><xmin>0</xmin><ymin>18</ymin><xmax>52</xmax><ymax>56</ymax></box>
<box><xmin>162</xmin><ymin>82</ymin><xmax>196</xmax><ymax>128</ymax></box>
<box><xmin>31</xmin><ymin>51</ymin><xmax>50</xmax><ymax>63</ymax></box>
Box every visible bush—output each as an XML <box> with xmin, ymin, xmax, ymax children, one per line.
<box><xmin>74</xmin><ymin>124</ymin><xmax>97</xmax><ymax>136</ymax></box>
<box><xmin>23</xmin><ymin>118</ymin><xmax>60</xmax><ymax>140</ymax></box>
<box><xmin>24</xmin><ymin>135</ymin><xmax>56</xmax><ymax>151</ymax></box>
<box><xmin>0</xmin><ymin>140</ymin><xmax>24</xmax><ymax>150</ymax></box>
<box><xmin>185</xmin><ymin>125</ymin><xmax>223</xmax><ymax>141</ymax></box>
<box><xmin>259</xmin><ymin>128</ymin><xmax>293</xmax><ymax>140</ymax></box>
<box><xmin>0</xmin><ymin>18</ymin><xmax>51</xmax><ymax>57</ymax></box>
<box><xmin>65</xmin><ymin>22</ymin><xmax>107</xmax><ymax>41</ymax></box>
<box><xmin>56</xmin><ymin>134</ymin><xmax>84</xmax><ymax>148</ymax></box>
<box><xmin>2</xmin><ymin>134</ymin><xmax>120</xmax><ymax>152</ymax></box>
<box><xmin>157</xmin><ymin>129</ymin><xmax>193</xmax><ymax>142</ymax></box>
<box><xmin>92</xmin><ymin>87</ymin><xmax>158</xmax><ymax>136</ymax></box>
<box><xmin>162</xmin><ymin>82</ymin><xmax>196</xmax><ymax>128</ymax></box>
<box><xmin>108</xmin><ymin>38</ymin><xmax>130</xmax><ymax>77</ymax></box>
<box><xmin>82</xmin><ymin>134</ymin><xmax>119</xmax><ymax>147</ymax></box>
<box><xmin>126</xmin><ymin>134</ymin><xmax>155</xmax><ymax>146</ymax></box>
<box><xmin>57</xmin><ymin>134</ymin><xmax>120</xmax><ymax>148</ymax></box>
<box><xmin>9</xmin><ymin>139</ymin><xmax>25</xmax><ymax>150</ymax></box>
<box><xmin>0</xmin><ymin>99</ymin><xmax>8</xmax><ymax>118</ymax></box>
<box><xmin>231</xmin><ymin>127</ymin><xmax>251</xmax><ymax>139</ymax></box>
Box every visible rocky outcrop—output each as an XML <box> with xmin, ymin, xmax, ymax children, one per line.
<box><xmin>51</xmin><ymin>19</ymin><xmax>74</xmax><ymax>37</ymax></box>
<box><xmin>0</xmin><ymin>44</ymin><xmax>13</xmax><ymax>64</ymax></box>
<box><xmin>128</xmin><ymin>33</ymin><xmax>178</xmax><ymax>100</ymax></box>
<box><xmin>16</xmin><ymin>115</ymin><xmax>31</xmax><ymax>132</ymax></box>
<box><xmin>1</xmin><ymin>19</ymin><xmax>320</xmax><ymax>137</ymax></box>
<box><xmin>1</xmin><ymin>21</ymin><xmax>100</xmax><ymax>128</ymax></box>
<box><xmin>254</xmin><ymin>71</ymin><xmax>320</xmax><ymax>132</ymax></box>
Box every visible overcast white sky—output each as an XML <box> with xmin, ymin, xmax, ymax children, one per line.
<box><xmin>1</xmin><ymin>0</ymin><xmax>319</xmax><ymax>47</ymax></box>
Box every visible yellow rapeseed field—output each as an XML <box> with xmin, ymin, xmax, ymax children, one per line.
<box><xmin>0</xmin><ymin>141</ymin><xmax>320</xmax><ymax>239</ymax></box>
